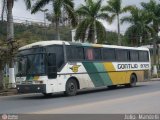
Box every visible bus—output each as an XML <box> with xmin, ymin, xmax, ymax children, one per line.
<box><xmin>15</xmin><ymin>41</ymin><xmax>151</xmax><ymax>96</ymax></box>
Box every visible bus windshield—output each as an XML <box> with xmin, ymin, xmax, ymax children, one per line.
<box><xmin>16</xmin><ymin>54</ymin><xmax>46</xmax><ymax>76</ymax></box>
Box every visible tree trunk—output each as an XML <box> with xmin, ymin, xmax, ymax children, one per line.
<box><xmin>7</xmin><ymin>0</ymin><xmax>14</xmax><ymax>42</ymax></box>
<box><xmin>7</xmin><ymin>0</ymin><xmax>14</xmax><ymax>68</ymax></box>
<box><xmin>117</xmin><ymin>14</ymin><xmax>121</xmax><ymax>46</ymax></box>
<box><xmin>55</xmin><ymin>17</ymin><xmax>60</xmax><ymax>40</ymax></box>
<box><xmin>94</xmin><ymin>21</ymin><xmax>97</xmax><ymax>44</ymax></box>
<box><xmin>7</xmin><ymin>0</ymin><xmax>16</xmax><ymax>88</ymax></box>
<box><xmin>1</xmin><ymin>0</ymin><xmax>6</xmax><ymax>21</ymax></box>
<box><xmin>153</xmin><ymin>36</ymin><xmax>158</xmax><ymax>65</ymax></box>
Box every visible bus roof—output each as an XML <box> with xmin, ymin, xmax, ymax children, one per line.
<box><xmin>19</xmin><ymin>40</ymin><xmax>149</xmax><ymax>51</ymax></box>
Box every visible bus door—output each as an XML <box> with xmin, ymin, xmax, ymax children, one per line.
<box><xmin>47</xmin><ymin>53</ymin><xmax>58</xmax><ymax>92</ymax></box>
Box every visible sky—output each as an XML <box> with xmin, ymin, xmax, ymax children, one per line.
<box><xmin>0</xmin><ymin>0</ymin><xmax>159</xmax><ymax>34</ymax></box>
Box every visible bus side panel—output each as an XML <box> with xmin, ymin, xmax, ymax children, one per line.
<box><xmin>125</xmin><ymin>71</ymin><xmax>144</xmax><ymax>83</ymax></box>
<box><xmin>135</xmin><ymin>71</ymin><xmax>144</xmax><ymax>82</ymax></box>
<box><xmin>103</xmin><ymin>62</ymin><xmax>127</xmax><ymax>85</ymax></box>
<box><xmin>82</xmin><ymin>62</ymin><xmax>113</xmax><ymax>87</ymax></box>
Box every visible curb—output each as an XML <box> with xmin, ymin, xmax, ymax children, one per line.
<box><xmin>150</xmin><ymin>78</ymin><xmax>160</xmax><ymax>81</ymax></box>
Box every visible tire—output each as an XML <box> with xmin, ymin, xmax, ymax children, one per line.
<box><xmin>65</xmin><ymin>79</ymin><xmax>77</xmax><ymax>96</ymax></box>
<box><xmin>126</xmin><ymin>74</ymin><xmax>137</xmax><ymax>87</ymax></box>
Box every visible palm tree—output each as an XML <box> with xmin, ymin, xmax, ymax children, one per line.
<box><xmin>101</xmin><ymin>0</ymin><xmax>133</xmax><ymax>45</ymax></box>
<box><xmin>141</xmin><ymin>0</ymin><xmax>160</xmax><ymax>36</ymax></box>
<box><xmin>121</xmin><ymin>7</ymin><xmax>153</xmax><ymax>46</ymax></box>
<box><xmin>0</xmin><ymin>44</ymin><xmax>9</xmax><ymax>90</ymax></box>
<box><xmin>75</xmin><ymin>0</ymin><xmax>109</xmax><ymax>43</ymax></box>
<box><xmin>6</xmin><ymin>0</ymin><xmax>31</xmax><ymax>42</ymax></box>
<box><xmin>141</xmin><ymin>0</ymin><xmax>160</xmax><ymax>67</ymax></box>
<box><xmin>2</xmin><ymin>0</ymin><xmax>31</xmax><ymax>88</ymax></box>
<box><xmin>31</xmin><ymin>0</ymin><xmax>77</xmax><ymax>40</ymax></box>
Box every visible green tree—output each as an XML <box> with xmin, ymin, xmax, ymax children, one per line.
<box><xmin>75</xmin><ymin>0</ymin><xmax>109</xmax><ymax>43</ymax></box>
<box><xmin>141</xmin><ymin>0</ymin><xmax>160</xmax><ymax>36</ymax></box>
<box><xmin>6</xmin><ymin>0</ymin><xmax>31</xmax><ymax>42</ymax></box>
<box><xmin>1</xmin><ymin>0</ymin><xmax>31</xmax><ymax>88</ymax></box>
<box><xmin>141</xmin><ymin>0</ymin><xmax>160</xmax><ymax>66</ymax></box>
<box><xmin>121</xmin><ymin>7</ymin><xmax>153</xmax><ymax>46</ymax></box>
<box><xmin>31</xmin><ymin>0</ymin><xmax>77</xmax><ymax>40</ymax></box>
<box><xmin>101</xmin><ymin>0</ymin><xmax>132</xmax><ymax>45</ymax></box>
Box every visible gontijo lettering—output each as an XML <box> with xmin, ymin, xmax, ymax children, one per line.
<box><xmin>118</xmin><ymin>64</ymin><xmax>138</xmax><ymax>69</ymax></box>
<box><xmin>117</xmin><ymin>64</ymin><xmax>150</xmax><ymax>70</ymax></box>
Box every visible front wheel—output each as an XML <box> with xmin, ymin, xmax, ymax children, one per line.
<box><xmin>65</xmin><ymin>79</ymin><xmax>77</xmax><ymax>96</ymax></box>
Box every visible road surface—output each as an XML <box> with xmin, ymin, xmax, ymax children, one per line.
<box><xmin>0</xmin><ymin>81</ymin><xmax>160</xmax><ymax>114</ymax></box>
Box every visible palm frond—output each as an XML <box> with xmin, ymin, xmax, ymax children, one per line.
<box><xmin>122</xmin><ymin>5</ymin><xmax>136</xmax><ymax>13</ymax></box>
<box><xmin>101</xmin><ymin>6</ymin><xmax>114</xmax><ymax>13</ymax></box>
<box><xmin>121</xmin><ymin>16</ymin><xmax>133</xmax><ymax>24</ymax></box>
<box><xmin>75</xmin><ymin>19</ymin><xmax>91</xmax><ymax>42</ymax></box>
<box><xmin>95</xmin><ymin>20</ymin><xmax>107</xmax><ymax>43</ymax></box>
<box><xmin>31</xmin><ymin>0</ymin><xmax>51</xmax><ymax>14</ymax></box>
<box><xmin>53</xmin><ymin>0</ymin><xmax>63</xmax><ymax>16</ymax></box>
<box><xmin>24</xmin><ymin>0</ymin><xmax>31</xmax><ymax>10</ymax></box>
<box><xmin>64</xmin><ymin>0</ymin><xmax>74</xmax><ymax>8</ymax></box>
<box><xmin>87</xmin><ymin>22</ymin><xmax>95</xmax><ymax>42</ymax></box>
<box><xmin>76</xmin><ymin>5</ymin><xmax>90</xmax><ymax>17</ymax></box>
<box><xmin>108</xmin><ymin>14</ymin><xmax>116</xmax><ymax>24</ymax></box>
<box><xmin>64</xmin><ymin>4</ymin><xmax>78</xmax><ymax>27</ymax></box>
<box><xmin>96</xmin><ymin>13</ymin><xmax>110</xmax><ymax>20</ymax></box>
<box><xmin>91</xmin><ymin>0</ymin><xmax>102</xmax><ymax>16</ymax></box>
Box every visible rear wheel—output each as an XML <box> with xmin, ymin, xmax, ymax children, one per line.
<box><xmin>65</xmin><ymin>79</ymin><xmax>77</xmax><ymax>96</ymax></box>
<box><xmin>126</xmin><ymin>74</ymin><xmax>137</xmax><ymax>87</ymax></box>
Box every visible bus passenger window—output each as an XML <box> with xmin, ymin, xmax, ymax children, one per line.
<box><xmin>85</xmin><ymin>48</ymin><xmax>94</xmax><ymax>60</ymax></box>
<box><xmin>102</xmin><ymin>48</ymin><xmax>115</xmax><ymax>61</ymax></box>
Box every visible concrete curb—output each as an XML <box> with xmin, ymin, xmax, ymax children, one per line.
<box><xmin>150</xmin><ymin>78</ymin><xmax>160</xmax><ymax>81</ymax></box>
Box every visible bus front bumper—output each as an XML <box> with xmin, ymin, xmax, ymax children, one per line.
<box><xmin>17</xmin><ymin>84</ymin><xmax>46</xmax><ymax>93</ymax></box>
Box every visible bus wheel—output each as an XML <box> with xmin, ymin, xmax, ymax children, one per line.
<box><xmin>126</xmin><ymin>74</ymin><xmax>137</xmax><ymax>87</ymax></box>
<box><xmin>65</xmin><ymin>79</ymin><xmax>77</xmax><ymax>96</ymax></box>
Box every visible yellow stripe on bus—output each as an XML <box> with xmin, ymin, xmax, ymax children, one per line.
<box><xmin>103</xmin><ymin>62</ymin><xmax>144</xmax><ymax>85</ymax></box>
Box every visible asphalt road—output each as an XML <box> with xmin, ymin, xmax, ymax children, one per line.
<box><xmin>0</xmin><ymin>81</ymin><xmax>160</xmax><ymax>114</ymax></box>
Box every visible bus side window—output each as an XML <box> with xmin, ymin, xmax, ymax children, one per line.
<box><xmin>66</xmin><ymin>46</ymin><xmax>84</xmax><ymax>61</ymax></box>
<box><xmin>102</xmin><ymin>48</ymin><xmax>116</xmax><ymax>61</ymax></box>
<box><xmin>139</xmin><ymin>51</ymin><xmax>149</xmax><ymax>62</ymax></box>
<box><xmin>46</xmin><ymin>45</ymin><xmax>64</xmax><ymax>71</ymax></box>
<box><xmin>130</xmin><ymin>50</ymin><xmax>139</xmax><ymax>62</ymax></box>
<box><xmin>93</xmin><ymin>48</ymin><xmax>102</xmax><ymax>61</ymax></box>
<box><xmin>85</xmin><ymin>48</ymin><xmax>94</xmax><ymax>60</ymax></box>
<box><xmin>116</xmin><ymin>49</ymin><xmax>128</xmax><ymax>62</ymax></box>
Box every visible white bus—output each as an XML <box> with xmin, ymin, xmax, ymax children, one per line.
<box><xmin>16</xmin><ymin>41</ymin><xmax>151</xmax><ymax>96</ymax></box>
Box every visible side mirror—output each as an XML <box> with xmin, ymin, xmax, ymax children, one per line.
<box><xmin>47</xmin><ymin>53</ymin><xmax>57</xmax><ymax>79</ymax></box>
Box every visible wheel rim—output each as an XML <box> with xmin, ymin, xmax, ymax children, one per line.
<box><xmin>68</xmin><ymin>82</ymin><xmax>76</xmax><ymax>93</ymax></box>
